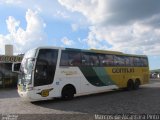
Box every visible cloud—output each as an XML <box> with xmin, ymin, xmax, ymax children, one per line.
<box><xmin>6</xmin><ymin>16</ymin><xmax>20</xmax><ymax>34</ymax></box>
<box><xmin>61</xmin><ymin>37</ymin><xmax>74</xmax><ymax>46</ymax></box>
<box><xmin>54</xmin><ymin>10</ymin><xmax>70</xmax><ymax>19</ymax></box>
<box><xmin>87</xmin><ymin>24</ymin><xmax>160</xmax><ymax>55</ymax></box>
<box><xmin>58</xmin><ymin>0</ymin><xmax>160</xmax><ymax>25</ymax></box>
<box><xmin>0</xmin><ymin>9</ymin><xmax>46</xmax><ymax>54</ymax></box>
<box><xmin>71</xmin><ymin>23</ymin><xmax>79</xmax><ymax>31</ymax></box>
<box><xmin>58</xmin><ymin>0</ymin><xmax>160</xmax><ymax>55</ymax></box>
<box><xmin>0</xmin><ymin>0</ymin><xmax>22</xmax><ymax>4</ymax></box>
<box><xmin>58</xmin><ymin>0</ymin><xmax>106</xmax><ymax>25</ymax></box>
<box><xmin>0</xmin><ymin>0</ymin><xmax>73</xmax><ymax>20</ymax></box>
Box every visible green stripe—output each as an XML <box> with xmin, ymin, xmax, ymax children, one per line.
<box><xmin>79</xmin><ymin>67</ymin><xmax>115</xmax><ymax>87</ymax></box>
<box><xmin>79</xmin><ymin>67</ymin><xmax>105</xmax><ymax>86</ymax></box>
<box><xmin>93</xmin><ymin>67</ymin><xmax>115</xmax><ymax>86</ymax></box>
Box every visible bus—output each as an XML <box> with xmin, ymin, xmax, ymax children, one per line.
<box><xmin>13</xmin><ymin>46</ymin><xmax>149</xmax><ymax>101</ymax></box>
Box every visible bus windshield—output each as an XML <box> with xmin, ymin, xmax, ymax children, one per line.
<box><xmin>19</xmin><ymin>49</ymin><xmax>37</xmax><ymax>85</ymax></box>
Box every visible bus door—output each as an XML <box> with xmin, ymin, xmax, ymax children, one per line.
<box><xmin>33</xmin><ymin>49</ymin><xmax>58</xmax><ymax>98</ymax></box>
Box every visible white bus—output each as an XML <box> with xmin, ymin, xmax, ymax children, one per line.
<box><xmin>14</xmin><ymin>46</ymin><xmax>149</xmax><ymax>101</ymax></box>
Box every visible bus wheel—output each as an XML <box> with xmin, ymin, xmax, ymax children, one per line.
<box><xmin>61</xmin><ymin>85</ymin><xmax>76</xmax><ymax>100</ymax></box>
<box><xmin>127</xmin><ymin>79</ymin><xmax>134</xmax><ymax>91</ymax></box>
<box><xmin>134</xmin><ymin>79</ymin><xmax>140</xmax><ymax>90</ymax></box>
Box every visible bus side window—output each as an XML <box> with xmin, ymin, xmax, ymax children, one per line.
<box><xmin>82</xmin><ymin>53</ymin><xmax>100</xmax><ymax>66</ymax></box>
<box><xmin>90</xmin><ymin>54</ymin><xmax>99</xmax><ymax>66</ymax></box>
<box><xmin>99</xmin><ymin>54</ymin><xmax>114</xmax><ymax>66</ymax></box>
<box><xmin>99</xmin><ymin>54</ymin><xmax>105</xmax><ymax>66</ymax></box>
<box><xmin>68</xmin><ymin>52</ymin><xmax>81</xmax><ymax>66</ymax></box>
<box><xmin>82</xmin><ymin>53</ymin><xmax>90</xmax><ymax>66</ymax></box>
<box><xmin>60</xmin><ymin>51</ymin><xmax>69</xmax><ymax>66</ymax></box>
<box><xmin>129</xmin><ymin>57</ymin><xmax>134</xmax><ymax>66</ymax></box>
<box><xmin>133</xmin><ymin>57</ymin><xmax>143</xmax><ymax>67</ymax></box>
<box><xmin>103</xmin><ymin>55</ymin><xmax>114</xmax><ymax>66</ymax></box>
<box><xmin>125</xmin><ymin>57</ymin><xmax>130</xmax><ymax>66</ymax></box>
<box><xmin>60</xmin><ymin>51</ymin><xmax>82</xmax><ymax>66</ymax></box>
<box><xmin>105</xmin><ymin>55</ymin><xmax>114</xmax><ymax>66</ymax></box>
<box><xmin>114</xmin><ymin>55</ymin><xmax>125</xmax><ymax>66</ymax></box>
<box><xmin>141</xmin><ymin>57</ymin><xmax>148</xmax><ymax>67</ymax></box>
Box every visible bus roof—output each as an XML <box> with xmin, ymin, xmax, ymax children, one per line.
<box><xmin>90</xmin><ymin>49</ymin><xmax>123</xmax><ymax>55</ymax></box>
<box><xmin>90</xmin><ymin>49</ymin><xmax>147</xmax><ymax>57</ymax></box>
<box><xmin>35</xmin><ymin>46</ymin><xmax>147</xmax><ymax>58</ymax></box>
<box><xmin>65</xmin><ymin>48</ymin><xmax>147</xmax><ymax>57</ymax></box>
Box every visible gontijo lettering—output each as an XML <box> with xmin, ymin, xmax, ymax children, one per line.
<box><xmin>112</xmin><ymin>68</ymin><xmax>134</xmax><ymax>73</ymax></box>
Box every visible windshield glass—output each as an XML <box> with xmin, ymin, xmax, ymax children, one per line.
<box><xmin>19</xmin><ymin>49</ymin><xmax>37</xmax><ymax>85</ymax></box>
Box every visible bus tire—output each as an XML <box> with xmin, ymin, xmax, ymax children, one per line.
<box><xmin>127</xmin><ymin>79</ymin><xmax>134</xmax><ymax>91</ymax></box>
<box><xmin>134</xmin><ymin>79</ymin><xmax>140</xmax><ymax>90</ymax></box>
<box><xmin>61</xmin><ymin>84</ymin><xmax>76</xmax><ymax>100</ymax></box>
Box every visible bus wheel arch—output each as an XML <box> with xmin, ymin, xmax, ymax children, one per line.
<box><xmin>134</xmin><ymin>79</ymin><xmax>141</xmax><ymax>90</ymax></box>
<box><xmin>61</xmin><ymin>84</ymin><xmax>76</xmax><ymax>100</ymax></box>
<box><xmin>127</xmin><ymin>79</ymin><xmax>134</xmax><ymax>91</ymax></box>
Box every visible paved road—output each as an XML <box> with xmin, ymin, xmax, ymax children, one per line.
<box><xmin>0</xmin><ymin>79</ymin><xmax>160</xmax><ymax>120</ymax></box>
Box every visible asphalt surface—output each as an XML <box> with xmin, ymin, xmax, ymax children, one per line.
<box><xmin>0</xmin><ymin>79</ymin><xmax>160</xmax><ymax>120</ymax></box>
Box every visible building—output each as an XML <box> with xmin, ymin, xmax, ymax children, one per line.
<box><xmin>0</xmin><ymin>45</ymin><xmax>23</xmax><ymax>88</ymax></box>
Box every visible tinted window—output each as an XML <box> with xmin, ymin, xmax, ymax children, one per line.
<box><xmin>82</xmin><ymin>52</ymin><xmax>99</xmax><ymax>66</ymax></box>
<box><xmin>133</xmin><ymin>57</ymin><xmax>143</xmax><ymax>67</ymax></box>
<box><xmin>141</xmin><ymin>57</ymin><xmax>148</xmax><ymax>67</ymax></box>
<box><xmin>99</xmin><ymin>54</ymin><xmax>114</xmax><ymax>66</ymax></box>
<box><xmin>89</xmin><ymin>54</ymin><xmax>99</xmax><ymax>66</ymax></box>
<box><xmin>114</xmin><ymin>55</ymin><xmax>125</xmax><ymax>66</ymax></box>
<box><xmin>124</xmin><ymin>57</ymin><xmax>134</xmax><ymax>67</ymax></box>
<box><xmin>82</xmin><ymin>53</ymin><xmax>91</xmax><ymax>66</ymax></box>
<box><xmin>60</xmin><ymin>50</ymin><xmax>81</xmax><ymax>66</ymax></box>
<box><xmin>125</xmin><ymin>57</ymin><xmax>130</xmax><ymax>66</ymax></box>
<box><xmin>60</xmin><ymin>50</ymin><xmax>149</xmax><ymax>68</ymax></box>
<box><xmin>60</xmin><ymin>51</ymin><xmax>69</xmax><ymax>66</ymax></box>
<box><xmin>34</xmin><ymin>49</ymin><xmax>58</xmax><ymax>86</ymax></box>
<box><xmin>129</xmin><ymin>57</ymin><xmax>134</xmax><ymax>66</ymax></box>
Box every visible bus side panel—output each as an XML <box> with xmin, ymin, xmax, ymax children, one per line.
<box><xmin>56</xmin><ymin>67</ymin><xmax>82</xmax><ymax>95</ymax></box>
<box><xmin>78</xmin><ymin>66</ymin><xmax>118</xmax><ymax>94</ymax></box>
<box><xmin>104</xmin><ymin>67</ymin><xmax>150</xmax><ymax>88</ymax></box>
<box><xmin>55</xmin><ymin>66</ymin><xmax>149</xmax><ymax>98</ymax></box>
<box><xmin>57</xmin><ymin>66</ymin><xmax>118</xmax><ymax>96</ymax></box>
<box><xmin>142</xmin><ymin>67</ymin><xmax>150</xmax><ymax>84</ymax></box>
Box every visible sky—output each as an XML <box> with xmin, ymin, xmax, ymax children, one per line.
<box><xmin>0</xmin><ymin>0</ymin><xmax>160</xmax><ymax>70</ymax></box>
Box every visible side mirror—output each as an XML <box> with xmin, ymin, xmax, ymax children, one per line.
<box><xmin>12</xmin><ymin>62</ymin><xmax>21</xmax><ymax>73</ymax></box>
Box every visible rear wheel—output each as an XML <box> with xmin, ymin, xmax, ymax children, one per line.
<box><xmin>62</xmin><ymin>85</ymin><xmax>75</xmax><ymax>100</ymax></box>
<box><xmin>134</xmin><ymin>79</ymin><xmax>140</xmax><ymax>90</ymax></box>
<box><xmin>127</xmin><ymin>79</ymin><xmax>134</xmax><ymax>91</ymax></box>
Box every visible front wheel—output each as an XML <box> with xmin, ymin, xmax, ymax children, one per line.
<box><xmin>61</xmin><ymin>86</ymin><xmax>75</xmax><ymax>100</ymax></box>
